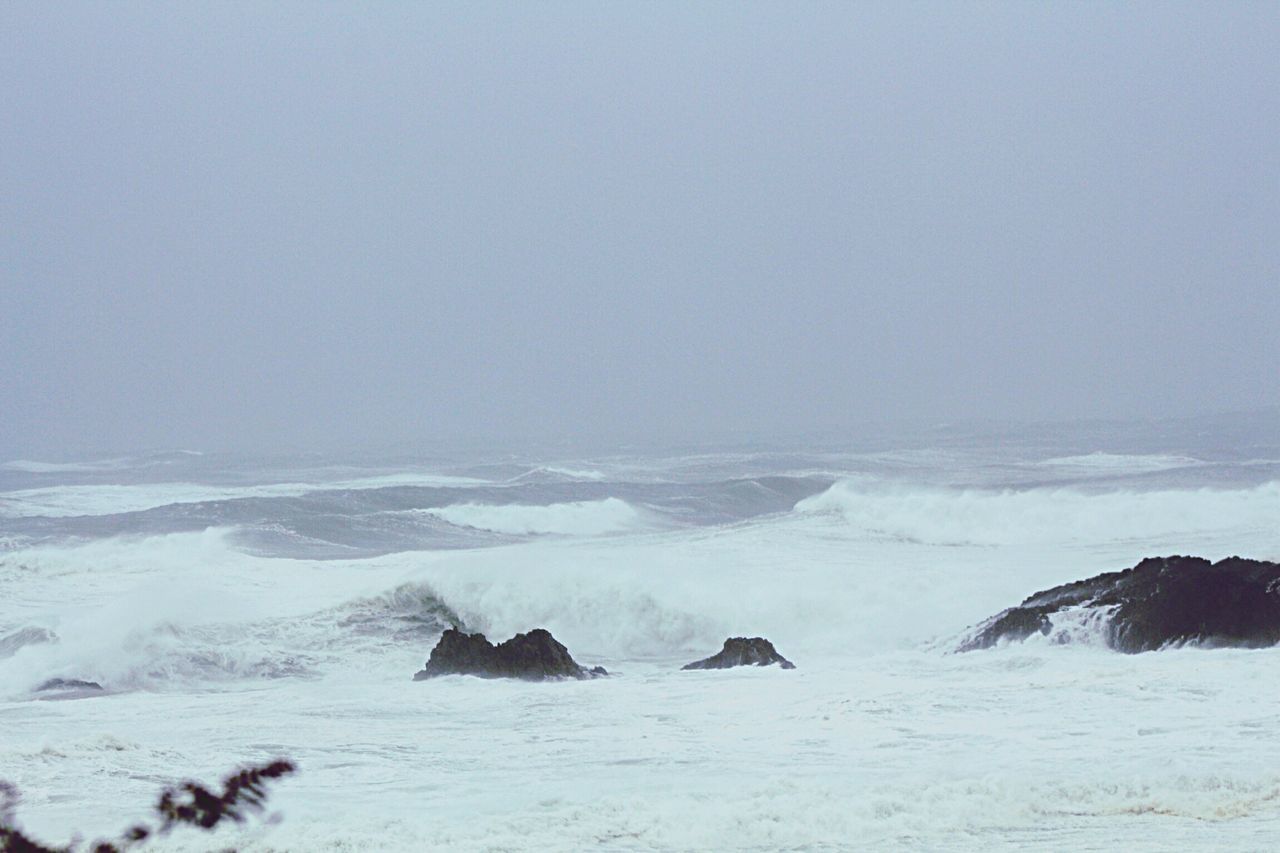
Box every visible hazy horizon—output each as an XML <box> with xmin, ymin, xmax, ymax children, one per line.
<box><xmin>4</xmin><ymin>2</ymin><xmax>1278</xmax><ymax>456</ymax></box>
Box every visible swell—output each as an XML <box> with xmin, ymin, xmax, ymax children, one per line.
<box><xmin>5</xmin><ymin>475</ymin><xmax>1279</xmax><ymax>697</ymax></box>
<box><xmin>796</xmin><ymin>479</ymin><xmax>1280</xmax><ymax>547</ymax></box>
<box><xmin>418</xmin><ymin>497</ymin><xmax>654</xmax><ymax>537</ymax></box>
<box><xmin>1</xmin><ymin>475</ymin><xmax>831</xmax><ymax>557</ymax></box>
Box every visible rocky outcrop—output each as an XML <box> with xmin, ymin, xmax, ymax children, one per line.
<box><xmin>36</xmin><ymin>678</ymin><xmax>103</xmax><ymax>692</ymax></box>
<box><xmin>958</xmin><ymin>556</ymin><xmax>1280</xmax><ymax>654</ymax></box>
<box><xmin>413</xmin><ymin>628</ymin><xmax>607</xmax><ymax>680</ymax></box>
<box><xmin>682</xmin><ymin>637</ymin><xmax>796</xmax><ymax>670</ymax></box>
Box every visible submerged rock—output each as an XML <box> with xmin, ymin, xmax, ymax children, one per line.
<box><xmin>1</xmin><ymin>626</ymin><xmax>56</xmax><ymax>660</ymax></box>
<box><xmin>682</xmin><ymin>637</ymin><xmax>796</xmax><ymax>670</ymax></box>
<box><xmin>958</xmin><ymin>556</ymin><xmax>1280</xmax><ymax>653</ymax></box>
<box><xmin>36</xmin><ymin>678</ymin><xmax>103</xmax><ymax>692</ymax></box>
<box><xmin>413</xmin><ymin>628</ymin><xmax>607</xmax><ymax>681</ymax></box>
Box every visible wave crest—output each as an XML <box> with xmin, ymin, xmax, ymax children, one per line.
<box><xmin>422</xmin><ymin>497</ymin><xmax>655</xmax><ymax>537</ymax></box>
<box><xmin>796</xmin><ymin>480</ymin><xmax>1280</xmax><ymax>547</ymax></box>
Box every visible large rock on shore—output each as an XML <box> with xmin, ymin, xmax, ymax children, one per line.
<box><xmin>682</xmin><ymin>637</ymin><xmax>796</xmax><ymax>670</ymax></box>
<box><xmin>413</xmin><ymin>628</ymin><xmax>607</xmax><ymax>680</ymax></box>
<box><xmin>958</xmin><ymin>556</ymin><xmax>1280</xmax><ymax>653</ymax></box>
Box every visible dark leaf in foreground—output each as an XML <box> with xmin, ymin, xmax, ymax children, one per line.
<box><xmin>1</xmin><ymin>760</ymin><xmax>296</xmax><ymax>852</ymax></box>
<box><xmin>155</xmin><ymin>760</ymin><xmax>296</xmax><ymax>834</ymax></box>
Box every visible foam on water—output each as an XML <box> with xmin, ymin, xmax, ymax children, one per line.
<box><xmin>2</xmin><ymin>434</ymin><xmax>1279</xmax><ymax>849</ymax></box>
<box><xmin>797</xmin><ymin>479</ymin><xmax>1280</xmax><ymax>547</ymax></box>
<box><xmin>0</xmin><ymin>473</ymin><xmax>491</xmax><ymax>519</ymax></box>
<box><xmin>1</xmin><ymin>450</ymin><xmax>205</xmax><ymax>474</ymax></box>
<box><xmin>507</xmin><ymin>465</ymin><xmax>609</xmax><ymax>482</ymax></box>
<box><xmin>1032</xmin><ymin>452</ymin><xmax>1204</xmax><ymax>474</ymax></box>
<box><xmin>0</xmin><ymin>529</ymin><xmax>412</xmax><ymax>695</ymax></box>
<box><xmin>420</xmin><ymin>497</ymin><xmax>656</xmax><ymax>537</ymax></box>
<box><xmin>2</xmin><ymin>459</ymin><xmax>131</xmax><ymax>474</ymax></box>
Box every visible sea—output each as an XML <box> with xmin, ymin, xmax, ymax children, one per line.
<box><xmin>2</xmin><ymin>412</ymin><xmax>1278</xmax><ymax>851</ymax></box>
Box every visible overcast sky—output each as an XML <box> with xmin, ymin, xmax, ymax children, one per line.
<box><xmin>2</xmin><ymin>2</ymin><xmax>1277</xmax><ymax>455</ymax></box>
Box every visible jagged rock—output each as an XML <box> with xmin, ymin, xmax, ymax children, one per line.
<box><xmin>958</xmin><ymin>556</ymin><xmax>1280</xmax><ymax>654</ymax></box>
<box><xmin>413</xmin><ymin>628</ymin><xmax>607</xmax><ymax>681</ymax></box>
<box><xmin>36</xmin><ymin>678</ymin><xmax>103</xmax><ymax>692</ymax></box>
<box><xmin>682</xmin><ymin>637</ymin><xmax>796</xmax><ymax>670</ymax></box>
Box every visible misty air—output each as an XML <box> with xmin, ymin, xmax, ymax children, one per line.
<box><xmin>2</xmin><ymin>3</ymin><xmax>1278</xmax><ymax>851</ymax></box>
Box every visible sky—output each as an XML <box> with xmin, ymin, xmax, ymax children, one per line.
<box><xmin>2</xmin><ymin>2</ymin><xmax>1278</xmax><ymax>455</ymax></box>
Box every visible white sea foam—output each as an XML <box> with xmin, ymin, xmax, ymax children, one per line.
<box><xmin>507</xmin><ymin>465</ymin><xmax>609</xmax><ymax>482</ymax></box>
<box><xmin>796</xmin><ymin>479</ymin><xmax>1280</xmax><ymax>547</ymax></box>
<box><xmin>421</xmin><ymin>497</ymin><xmax>655</xmax><ymax>537</ymax></box>
<box><xmin>0</xmin><ymin>473</ymin><xmax>489</xmax><ymax>518</ymax></box>
<box><xmin>1034</xmin><ymin>452</ymin><xmax>1203</xmax><ymax>474</ymax></box>
<box><xmin>1</xmin><ymin>452</ymin><xmax>206</xmax><ymax>474</ymax></box>
<box><xmin>0</xmin><ymin>530</ymin><xmax>405</xmax><ymax>694</ymax></box>
<box><xmin>3</xmin><ymin>451</ymin><xmax>1280</xmax><ymax>849</ymax></box>
<box><xmin>1</xmin><ymin>458</ymin><xmax>132</xmax><ymax>474</ymax></box>
<box><xmin>8</xmin><ymin>646</ymin><xmax>1280</xmax><ymax>851</ymax></box>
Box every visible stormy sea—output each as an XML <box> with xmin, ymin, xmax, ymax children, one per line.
<box><xmin>2</xmin><ymin>412</ymin><xmax>1279</xmax><ymax>851</ymax></box>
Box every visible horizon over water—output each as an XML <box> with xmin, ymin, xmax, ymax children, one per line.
<box><xmin>2</xmin><ymin>410</ymin><xmax>1279</xmax><ymax>849</ymax></box>
<box><xmin>6</xmin><ymin>2</ymin><xmax>1277</xmax><ymax>848</ymax></box>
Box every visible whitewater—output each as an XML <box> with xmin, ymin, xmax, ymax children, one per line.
<box><xmin>2</xmin><ymin>420</ymin><xmax>1279</xmax><ymax>851</ymax></box>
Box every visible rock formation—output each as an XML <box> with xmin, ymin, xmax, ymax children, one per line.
<box><xmin>36</xmin><ymin>678</ymin><xmax>104</xmax><ymax>692</ymax></box>
<box><xmin>413</xmin><ymin>628</ymin><xmax>607</xmax><ymax>680</ymax></box>
<box><xmin>958</xmin><ymin>556</ymin><xmax>1280</xmax><ymax>653</ymax></box>
<box><xmin>682</xmin><ymin>637</ymin><xmax>796</xmax><ymax>670</ymax></box>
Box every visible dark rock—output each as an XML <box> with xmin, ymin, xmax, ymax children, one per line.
<box><xmin>413</xmin><ymin>627</ymin><xmax>607</xmax><ymax>680</ymax></box>
<box><xmin>415</xmin><ymin>628</ymin><xmax>497</xmax><ymax>678</ymax></box>
<box><xmin>682</xmin><ymin>637</ymin><xmax>796</xmax><ymax>670</ymax></box>
<box><xmin>970</xmin><ymin>607</ymin><xmax>1053</xmax><ymax>646</ymax></box>
<box><xmin>36</xmin><ymin>678</ymin><xmax>103</xmax><ymax>692</ymax></box>
<box><xmin>958</xmin><ymin>556</ymin><xmax>1280</xmax><ymax>653</ymax></box>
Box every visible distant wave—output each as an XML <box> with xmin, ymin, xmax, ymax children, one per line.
<box><xmin>421</xmin><ymin>497</ymin><xmax>653</xmax><ymax>537</ymax></box>
<box><xmin>506</xmin><ymin>465</ymin><xmax>609</xmax><ymax>483</ymax></box>
<box><xmin>796</xmin><ymin>479</ymin><xmax>1280</xmax><ymax>546</ymax></box>
<box><xmin>1</xmin><ymin>450</ymin><xmax>207</xmax><ymax>474</ymax></box>
<box><xmin>2</xmin><ymin>458</ymin><xmax>132</xmax><ymax>474</ymax></box>
<box><xmin>0</xmin><ymin>529</ymin><xmax>407</xmax><ymax>693</ymax></box>
<box><xmin>323</xmin><ymin>472</ymin><xmax>491</xmax><ymax>489</ymax></box>
<box><xmin>1032</xmin><ymin>452</ymin><xmax>1203</xmax><ymax>474</ymax></box>
<box><xmin>0</xmin><ymin>473</ymin><xmax>490</xmax><ymax>519</ymax></box>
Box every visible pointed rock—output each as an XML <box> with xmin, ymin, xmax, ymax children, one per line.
<box><xmin>682</xmin><ymin>637</ymin><xmax>796</xmax><ymax>670</ymax></box>
<box><xmin>413</xmin><ymin>627</ymin><xmax>607</xmax><ymax>681</ymax></box>
<box><xmin>36</xmin><ymin>678</ymin><xmax>103</xmax><ymax>692</ymax></box>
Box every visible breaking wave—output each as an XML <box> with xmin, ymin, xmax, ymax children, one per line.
<box><xmin>5</xmin><ymin>433</ymin><xmax>1280</xmax><ymax>849</ymax></box>
<box><xmin>795</xmin><ymin>480</ymin><xmax>1280</xmax><ymax>547</ymax></box>
<box><xmin>0</xmin><ymin>450</ymin><xmax>205</xmax><ymax>474</ymax></box>
<box><xmin>421</xmin><ymin>497</ymin><xmax>656</xmax><ymax>537</ymax></box>
<box><xmin>0</xmin><ymin>473</ymin><xmax>490</xmax><ymax>519</ymax></box>
<box><xmin>0</xmin><ymin>529</ymin><xmax>411</xmax><ymax>694</ymax></box>
<box><xmin>333</xmin><ymin>582</ymin><xmax>466</xmax><ymax>641</ymax></box>
<box><xmin>2</xmin><ymin>458</ymin><xmax>130</xmax><ymax>474</ymax></box>
<box><xmin>507</xmin><ymin>465</ymin><xmax>609</xmax><ymax>483</ymax></box>
<box><xmin>1032</xmin><ymin>452</ymin><xmax>1204</xmax><ymax>474</ymax></box>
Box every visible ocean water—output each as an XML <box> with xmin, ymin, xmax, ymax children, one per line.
<box><xmin>2</xmin><ymin>416</ymin><xmax>1279</xmax><ymax>851</ymax></box>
